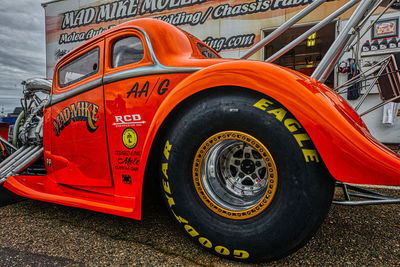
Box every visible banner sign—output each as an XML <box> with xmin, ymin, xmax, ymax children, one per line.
<box><xmin>43</xmin><ymin>0</ymin><xmax>338</xmax><ymax>78</ymax></box>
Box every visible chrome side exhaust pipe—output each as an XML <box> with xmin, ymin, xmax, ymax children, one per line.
<box><xmin>0</xmin><ymin>146</ymin><xmax>33</xmax><ymax>174</ymax></box>
<box><xmin>0</xmin><ymin>146</ymin><xmax>43</xmax><ymax>185</ymax></box>
<box><xmin>0</xmin><ymin>146</ymin><xmax>28</xmax><ymax>170</ymax></box>
<box><xmin>1</xmin><ymin>146</ymin><xmax>41</xmax><ymax>176</ymax></box>
<box><xmin>1</xmin><ymin>148</ymin><xmax>43</xmax><ymax>183</ymax></box>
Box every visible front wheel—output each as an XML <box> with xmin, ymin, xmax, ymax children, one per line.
<box><xmin>160</xmin><ymin>91</ymin><xmax>334</xmax><ymax>262</ymax></box>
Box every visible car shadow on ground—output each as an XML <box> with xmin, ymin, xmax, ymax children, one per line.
<box><xmin>0</xmin><ymin>189</ymin><xmax>398</xmax><ymax>266</ymax></box>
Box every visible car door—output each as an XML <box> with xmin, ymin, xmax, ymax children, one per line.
<box><xmin>103</xmin><ymin>29</ymin><xmax>158</xmax><ymax>194</ymax></box>
<box><xmin>50</xmin><ymin>39</ymin><xmax>113</xmax><ymax>187</ymax></box>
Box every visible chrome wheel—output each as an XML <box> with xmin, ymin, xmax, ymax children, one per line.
<box><xmin>193</xmin><ymin>131</ymin><xmax>278</xmax><ymax>220</ymax></box>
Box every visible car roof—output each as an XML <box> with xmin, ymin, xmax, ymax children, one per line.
<box><xmin>57</xmin><ymin>18</ymin><xmax>220</xmax><ymax>68</ymax></box>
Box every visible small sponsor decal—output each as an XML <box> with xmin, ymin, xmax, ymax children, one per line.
<box><xmin>53</xmin><ymin>101</ymin><xmax>99</xmax><ymax>136</ymax></box>
<box><xmin>113</xmin><ymin>114</ymin><xmax>146</xmax><ymax>127</ymax></box>
<box><xmin>114</xmin><ymin>150</ymin><xmax>141</xmax><ymax>171</ymax></box>
<box><xmin>115</xmin><ymin>150</ymin><xmax>141</xmax><ymax>156</ymax></box>
<box><xmin>116</xmin><ymin>156</ymin><xmax>140</xmax><ymax>171</ymax></box>
<box><xmin>122</xmin><ymin>128</ymin><xmax>138</xmax><ymax>149</ymax></box>
<box><xmin>122</xmin><ymin>174</ymin><xmax>132</xmax><ymax>184</ymax></box>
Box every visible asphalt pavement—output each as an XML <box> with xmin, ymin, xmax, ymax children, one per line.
<box><xmin>0</xmin><ymin>188</ymin><xmax>399</xmax><ymax>266</ymax></box>
<box><xmin>0</xmin><ymin>186</ymin><xmax>24</xmax><ymax>206</ymax></box>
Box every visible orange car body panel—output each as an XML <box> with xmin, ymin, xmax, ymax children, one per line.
<box><xmin>4</xmin><ymin>19</ymin><xmax>400</xmax><ymax>220</ymax></box>
<box><xmin>146</xmin><ymin>61</ymin><xmax>400</xmax><ymax>186</ymax></box>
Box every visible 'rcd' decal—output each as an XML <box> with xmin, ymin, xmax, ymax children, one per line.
<box><xmin>53</xmin><ymin>101</ymin><xmax>99</xmax><ymax>136</ymax></box>
<box><xmin>126</xmin><ymin>79</ymin><xmax>170</xmax><ymax>99</ymax></box>
<box><xmin>113</xmin><ymin>114</ymin><xmax>146</xmax><ymax>127</ymax></box>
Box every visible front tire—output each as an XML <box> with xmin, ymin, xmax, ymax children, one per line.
<box><xmin>160</xmin><ymin>91</ymin><xmax>334</xmax><ymax>262</ymax></box>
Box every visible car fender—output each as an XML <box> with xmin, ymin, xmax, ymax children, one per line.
<box><xmin>139</xmin><ymin>60</ymin><xmax>400</xmax><ymax>190</ymax></box>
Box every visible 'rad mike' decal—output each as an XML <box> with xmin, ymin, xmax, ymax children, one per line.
<box><xmin>53</xmin><ymin>101</ymin><xmax>99</xmax><ymax>136</ymax></box>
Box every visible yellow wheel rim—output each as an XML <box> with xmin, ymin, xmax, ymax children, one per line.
<box><xmin>193</xmin><ymin>131</ymin><xmax>278</xmax><ymax>220</ymax></box>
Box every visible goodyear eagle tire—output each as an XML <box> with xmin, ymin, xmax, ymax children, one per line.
<box><xmin>160</xmin><ymin>91</ymin><xmax>334</xmax><ymax>262</ymax></box>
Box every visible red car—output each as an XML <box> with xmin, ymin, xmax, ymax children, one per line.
<box><xmin>0</xmin><ymin>18</ymin><xmax>399</xmax><ymax>262</ymax></box>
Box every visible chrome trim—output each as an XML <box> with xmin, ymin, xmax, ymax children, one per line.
<box><xmin>103</xmin><ymin>65</ymin><xmax>201</xmax><ymax>85</ymax></box>
<box><xmin>47</xmin><ymin>28</ymin><xmax>202</xmax><ymax>107</ymax></box>
<box><xmin>48</xmin><ymin>78</ymin><xmax>103</xmax><ymax>107</ymax></box>
<box><xmin>104</xmin><ymin>28</ymin><xmax>201</xmax><ymax>84</ymax></box>
<box><xmin>312</xmin><ymin>0</ymin><xmax>376</xmax><ymax>82</ymax></box>
<box><xmin>136</xmin><ymin>28</ymin><xmax>161</xmax><ymax>65</ymax></box>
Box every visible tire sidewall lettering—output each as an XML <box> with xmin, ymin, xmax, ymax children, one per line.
<box><xmin>215</xmin><ymin>245</ymin><xmax>230</xmax><ymax>256</ymax></box>
<box><xmin>253</xmin><ymin>98</ymin><xmax>320</xmax><ymax>163</ymax></box>
<box><xmin>198</xmin><ymin>237</ymin><xmax>212</xmax><ymax>248</ymax></box>
<box><xmin>161</xmin><ymin>140</ymin><xmax>250</xmax><ymax>260</ymax></box>
<box><xmin>160</xmin><ymin>93</ymin><xmax>334</xmax><ymax>262</ymax></box>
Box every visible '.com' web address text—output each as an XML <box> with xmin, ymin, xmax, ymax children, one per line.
<box><xmin>203</xmin><ymin>34</ymin><xmax>256</xmax><ymax>52</ymax></box>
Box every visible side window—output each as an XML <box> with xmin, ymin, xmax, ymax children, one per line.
<box><xmin>112</xmin><ymin>36</ymin><xmax>144</xmax><ymax>68</ymax></box>
<box><xmin>197</xmin><ymin>43</ymin><xmax>220</xmax><ymax>59</ymax></box>
<box><xmin>59</xmin><ymin>48</ymin><xmax>99</xmax><ymax>87</ymax></box>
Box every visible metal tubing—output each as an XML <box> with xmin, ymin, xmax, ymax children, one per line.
<box><xmin>335</xmin><ymin>56</ymin><xmax>390</xmax><ymax>92</ymax></box>
<box><xmin>360</xmin><ymin>94</ymin><xmax>400</xmax><ymax>116</ymax></box>
<box><xmin>0</xmin><ymin>136</ymin><xmax>17</xmax><ymax>151</ymax></box>
<box><xmin>339</xmin><ymin>183</ymin><xmax>388</xmax><ymax>196</ymax></box>
<box><xmin>0</xmin><ymin>146</ymin><xmax>37</xmax><ymax>176</ymax></box>
<box><xmin>240</xmin><ymin>0</ymin><xmax>327</xmax><ymax>59</ymax></box>
<box><xmin>337</xmin><ymin>75</ymin><xmax>384</xmax><ymax>95</ymax></box>
<box><xmin>343</xmin><ymin>184</ymin><xmax>351</xmax><ymax>201</ymax></box>
<box><xmin>349</xmin><ymin>0</ymin><xmax>394</xmax><ymax>48</ymax></box>
<box><xmin>312</xmin><ymin>0</ymin><xmax>375</xmax><ymax>82</ymax></box>
<box><xmin>349</xmin><ymin>192</ymin><xmax>392</xmax><ymax>200</ymax></box>
<box><xmin>355</xmin><ymin>59</ymin><xmax>390</xmax><ymax>111</ymax></box>
<box><xmin>0</xmin><ymin>147</ymin><xmax>43</xmax><ymax>185</ymax></box>
<box><xmin>4</xmin><ymin>148</ymin><xmax>43</xmax><ymax>178</ymax></box>
<box><xmin>333</xmin><ymin>183</ymin><xmax>400</xmax><ymax>205</ymax></box>
<box><xmin>0</xmin><ymin>146</ymin><xmax>29</xmax><ymax>171</ymax></box>
<box><xmin>336</xmin><ymin>69</ymin><xmax>400</xmax><ymax>95</ymax></box>
<box><xmin>4</xmin><ymin>146</ymin><xmax>41</xmax><ymax>173</ymax></box>
<box><xmin>333</xmin><ymin>199</ymin><xmax>400</xmax><ymax>205</ymax></box>
<box><xmin>266</xmin><ymin>0</ymin><xmax>360</xmax><ymax>63</ymax></box>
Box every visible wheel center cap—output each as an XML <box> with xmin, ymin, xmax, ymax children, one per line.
<box><xmin>241</xmin><ymin>159</ymin><xmax>255</xmax><ymax>174</ymax></box>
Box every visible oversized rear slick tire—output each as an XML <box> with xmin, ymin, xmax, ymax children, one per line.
<box><xmin>160</xmin><ymin>91</ymin><xmax>334</xmax><ymax>262</ymax></box>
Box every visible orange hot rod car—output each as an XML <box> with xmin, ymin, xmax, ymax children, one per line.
<box><xmin>0</xmin><ymin>17</ymin><xmax>400</xmax><ymax>262</ymax></box>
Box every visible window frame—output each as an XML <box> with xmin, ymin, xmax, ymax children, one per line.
<box><xmin>104</xmin><ymin>29</ymin><xmax>153</xmax><ymax>78</ymax></box>
<box><xmin>58</xmin><ymin>47</ymin><xmax>100</xmax><ymax>88</ymax></box>
<box><xmin>197</xmin><ymin>43</ymin><xmax>220</xmax><ymax>59</ymax></box>
<box><xmin>111</xmin><ymin>36</ymin><xmax>145</xmax><ymax>69</ymax></box>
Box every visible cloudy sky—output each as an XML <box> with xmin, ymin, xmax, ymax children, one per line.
<box><xmin>0</xmin><ymin>0</ymin><xmax>46</xmax><ymax>115</ymax></box>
